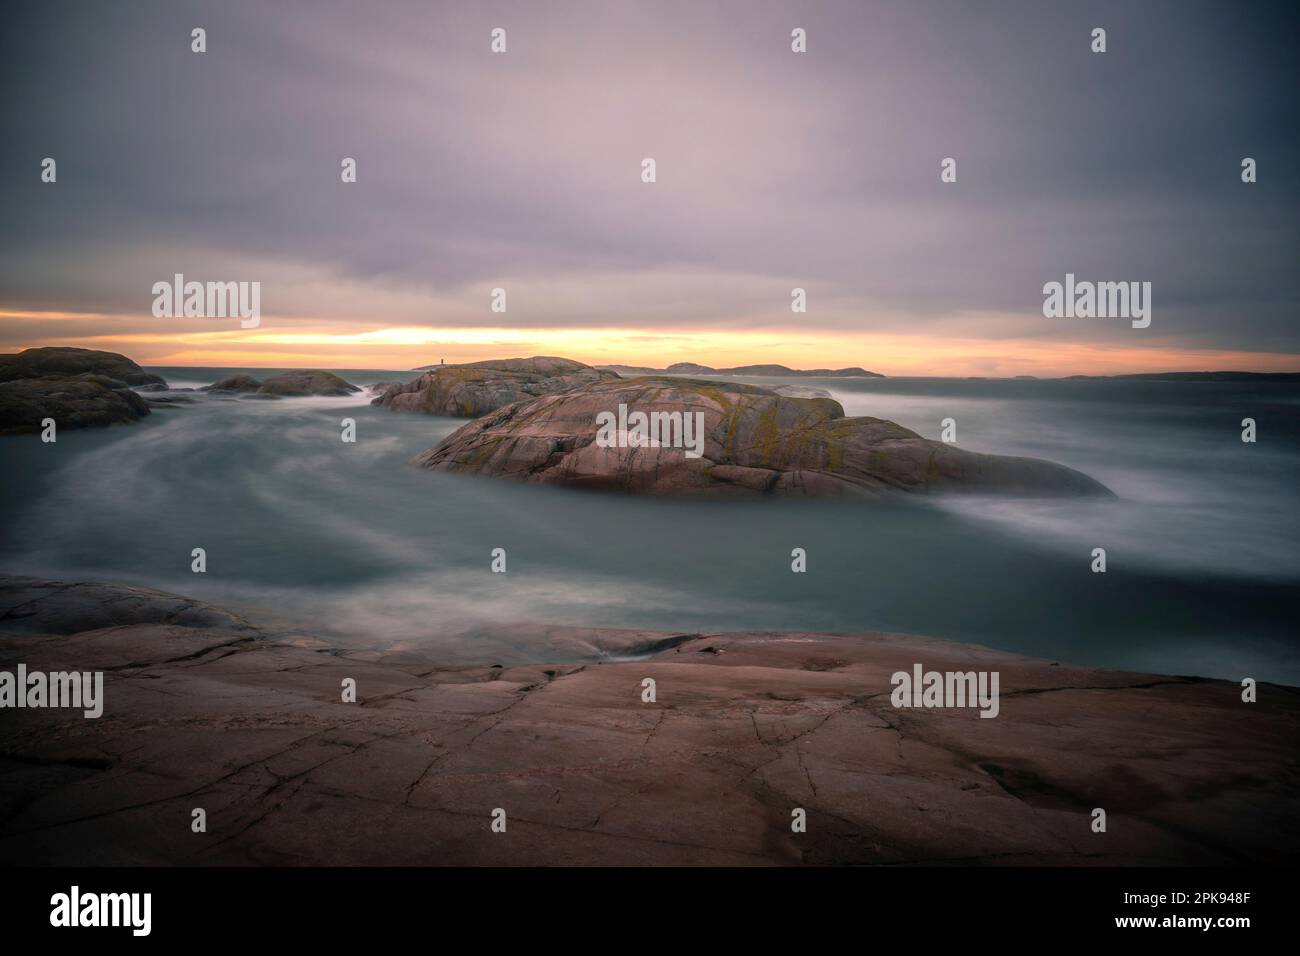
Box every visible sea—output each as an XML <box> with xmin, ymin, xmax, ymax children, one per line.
<box><xmin>2</xmin><ymin>367</ymin><xmax>1296</xmax><ymax>681</ymax></box>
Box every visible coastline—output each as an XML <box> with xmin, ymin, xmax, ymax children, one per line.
<box><xmin>2</xmin><ymin>574</ymin><xmax>1295</xmax><ymax>867</ymax></box>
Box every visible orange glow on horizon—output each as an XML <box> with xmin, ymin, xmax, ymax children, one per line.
<box><xmin>2</xmin><ymin>312</ymin><xmax>1298</xmax><ymax>377</ymax></box>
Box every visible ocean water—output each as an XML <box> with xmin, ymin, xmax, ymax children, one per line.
<box><xmin>1</xmin><ymin>367</ymin><xmax>1297</xmax><ymax>682</ymax></box>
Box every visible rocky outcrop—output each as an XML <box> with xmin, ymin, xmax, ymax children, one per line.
<box><xmin>255</xmin><ymin>370</ymin><xmax>360</xmax><ymax>396</ymax></box>
<box><xmin>0</xmin><ymin>347</ymin><xmax>167</xmax><ymax>388</ymax></box>
<box><xmin>0</xmin><ymin>575</ymin><xmax>257</xmax><ymax>635</ymax></box>
<box><xmin>144</xmin><ymin>394</ymin><xmax>197</xmax><ymax>410</ymax></box>
<box><xmin>0</xmin><ymin>348</ymin><xmax>167</xmax><ymax>434</ymax></box>
<box><xmin>373</xmin><ymin>356</ymin><xmax>618</xmax><ymax>417</ymax></box>
<box><xmin>0</xmin><ymin>575</ymin><xmax>1293</xmax><ymax>866</ymax></box>
<box><xmin>203</xmin><ymin>374</ymin><xmax>263</xmax><ymax>393</ymax></box>
<box><xmin>415</xmin><ymin>377</ymin><xmax>1113</xmax><ymax>498</ymax></box>
<box><xmin>258</xmin><ymin>369</ymin><xmax>361</xmax><ymax>395</ymax></box>
<box><xmin>771</xmin><ymin>384</ymin><xmax>833</xmax><ymax>399</ymax></box>
<box><xmin>200</xmin><ymin>370</ymin><xmax>360</xmax><ymax>397</ymax></box>
<box><xmin>599</xmin><ymin>364</ymin><xmax>662</xmax><ymax>376</ymax></box>
<box><xmin>0</xmin><ymin>375</ymin><xmax>152</xmax><ymax>434</ymax></box>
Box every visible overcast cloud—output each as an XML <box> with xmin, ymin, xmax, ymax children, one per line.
<box><xmin>1</xmin><ymin>0</ymin><xmax>1297</xmax><ymax>358</ymax></box>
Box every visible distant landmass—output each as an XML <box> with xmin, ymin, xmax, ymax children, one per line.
<box><xmin>599</xmin><ymin>362</ymin><xmax>884</xmax><ymax>378</ymax></box>
<box><xmin>1064</xmin><ymin>371</ymin><xmax>1300</xmax><ymax>382</ymax></box>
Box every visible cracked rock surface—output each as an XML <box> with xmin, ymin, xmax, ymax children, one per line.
<box><xmin>0</xmin><ymin>575</ymin><xmax>1295</xmax><ymax>865</ymax></box>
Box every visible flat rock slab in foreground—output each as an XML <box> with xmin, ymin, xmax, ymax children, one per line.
<box><xmin>1</xmin><ymin>576</ymin><xmax>1295</xmax><ymax>866</ymax></box>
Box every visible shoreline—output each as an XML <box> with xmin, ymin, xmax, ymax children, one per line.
<box><xmin>2</xmin><ymin>574</ymin><xmax>1296</xmax><ymax>866</ymax></box>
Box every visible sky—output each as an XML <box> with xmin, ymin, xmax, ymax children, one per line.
<box><xmin>1</xmin><ymin>0</ymin><xmax>1297</xmax><ymax>376</ymax></box>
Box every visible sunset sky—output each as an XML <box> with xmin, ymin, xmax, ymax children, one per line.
<box><xmin>2</xmin><ymin>0</ymin><xmax>1297</xmax><ymax>376</ymax></box>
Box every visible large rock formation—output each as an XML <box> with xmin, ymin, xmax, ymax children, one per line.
<box><xmin>201</xmin><ymin>370</ymin><xmax>361</xmax><ymax>397</ymax></box>
<box><xmin>258</xmin><ymin>370</ymin><xmax>360</xmax><ymax>396</ymax></box>
<box><xmin>0</xmin><ymin>575</ymin><xmax>1294</xmax><ymax>866</ymax></box>
<box><xmin>0</xmin><ymin>376</ymin><xmax>152</xmax><ymax>434</ymax></box>
<box><xmin>202</xmin><ymin>374</ymin><xmax>263</xmax><ymax>394</ymax></box>
<box><xmin>0</xmin><ymin>347</ymin><xmax>167</xmax><ymax>388</ymax></box>
<box><xmin>415</xmin><ymin>377</ymin><xmax>1113</xmax><ymax>498</ymax></box>
<box><xmin>373</xmin><ymin>356</ymin><xmax>618</xmax><ymax>417</ymax></box>
<box><xmin>771</xmin><ymin>384</ymin><xmax>833</xmax><ymax>398</ymax></box>
<box><xmin>0</xmin><ymin>347</ymin><xmax>166</xmax><ymax>434</ymax></box>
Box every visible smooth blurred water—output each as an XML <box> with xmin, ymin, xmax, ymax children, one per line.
<box><xmin>1</xmin><ymin>367</ymin><xmax>1296</xmax><ymax>681</ymax></box>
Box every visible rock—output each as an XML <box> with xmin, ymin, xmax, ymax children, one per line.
<box><xmin>0</xmin><ymin>376</ymin><xmax>151</xmax><ymax>435</ymax></box>
<box><xmin>0</xmin><ymin>575</ymin><xmax>257</xmax><ymax>635</ymax></box>
<box><xmin>0</xmin><ymin>347</ymin><xmax>167</xmax><ymax>389</ymax></box>
<box><xmin>198</xmin><ymin>370</ymin><xmax>360</xmax><ymax>398</ymax></box>
<box><xmin>0</xmin><ymin>348</ymin><xmax>167</xmax><ymax>434</ymax></box>
<box><xmin>373</xmin><ymin>356</ymin><xmax>618</xmax><ymax>417</ymax></box>
<box><xmin>202</xmin><ymin>374</ymin><xmax>263</xmax><ymax>393</ymax></box>
<box><xmin>598</xmin><ymin>364</ymin><xmax>662</xmax><ymax>376</ymax></box>
<box><xmin>415</xmin><ymin>377</ymin><xmax>1113</xmax><ymax>498</ymax></box>
<box><xmin>367</xmin><ymin>380</ymin><xmax>397</xmax><ymax>395</ymax></box>
<box><xmin>771</xmin><ymin>384</ymin><xmax>833</xmax><ymax>399</ymax></box>
<box><xmin>144</xmin><ymin>395</ymin><xmax>197</xmax><ymax>409</ymax></box>
<box><xmin>664</xmin><ymin>362</ymin><xmax>716</xmax><ymax>375</ymax></box>
<box><xmin>255</xmin><ymin>370</ymin><xmax>360</xmax><ymax>397</ymax></box>
<box><xmin>0</xmin><ymin>576</ymin><xmax>1293</xmax><ymax>866</ymax></box>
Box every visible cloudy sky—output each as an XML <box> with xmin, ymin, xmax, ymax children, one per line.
<box><xmin>1</xmin><ymin>0</ymin><xmax>1297</xmax><ymax>374</ymax></box>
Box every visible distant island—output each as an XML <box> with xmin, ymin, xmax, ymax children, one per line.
<box><xmin>597</xmin><ymin>362</ymin><xmax>884</xmax><ymax>378</ymax></box>
<box><xmin>1063</xmin><ymin>371</ymin><xmax>1300</xmax><ymax>382</ymax></box>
